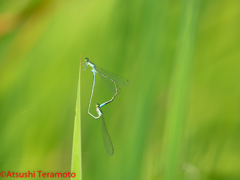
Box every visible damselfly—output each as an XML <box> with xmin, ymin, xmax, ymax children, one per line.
<box><xmin>96</xmin><ymin>103</ymin><xmax>114</xmax><ymax>156</ymax></box>
<box><xmin>82</xmin><ymin>58</ymin><xmax>129</xmax><ymax>119</ymax></box>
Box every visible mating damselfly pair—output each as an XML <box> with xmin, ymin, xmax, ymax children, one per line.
<box><xmin>81</xmin><ymin>58</ymin><xmax>129</xmax><ymax>156</ymax></box>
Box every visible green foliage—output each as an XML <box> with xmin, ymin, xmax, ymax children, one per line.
<box><xmin>71</xmin><ymin>60</ymin><xmax>82</xmax><ymax>180</ymax></box>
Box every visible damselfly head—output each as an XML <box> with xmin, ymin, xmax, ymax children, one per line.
<box><xmin>96</xmin><ymin>103</ymin><xmax>100</xmax><ymax>108</ymax></box>
<box><xmin>84</xmin><ymin>58</ymin><xmax>89</xmax><ymax>63</ymax></box>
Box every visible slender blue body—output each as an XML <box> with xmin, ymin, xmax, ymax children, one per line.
<box><xmin>82</xmin><ymin>57</ymin><xmax>128</xmax><ymax>119</ymax></box>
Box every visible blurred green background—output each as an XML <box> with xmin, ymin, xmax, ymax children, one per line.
<box><xmin>0</xmin><ymin>0</ymin><xmax>240</xmax><ymax>180</ymax></box>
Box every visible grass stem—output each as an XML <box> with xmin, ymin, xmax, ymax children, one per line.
<box><xmin>71</xmin><ymin>55</ymin><xmax>83</xmax><ymax>180</ymax></box>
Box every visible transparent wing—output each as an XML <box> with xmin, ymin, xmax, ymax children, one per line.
<box><xmin>95</xmin><ymin>65</ymin><xmax>129</xmax><ymax>89</ymax></box>
<box><xmin>99</xmin><ymin>74</ymin><xmax>122</xmax><ymax>95</ymax></box>
<box><xmin>101</xmin><ymin>114</ymin><xmax>114</xmax><ymax>156</ymax></box>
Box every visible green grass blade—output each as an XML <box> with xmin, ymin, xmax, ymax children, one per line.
<box><xmin>71</xmin><ymin>57</ymin><xmax>82</xmax><ymax>180</ymax></box>
<box><xmin>163</xmin><ymin>0</ymin><xmax>200</xmax><ymax>179</ymax></box>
